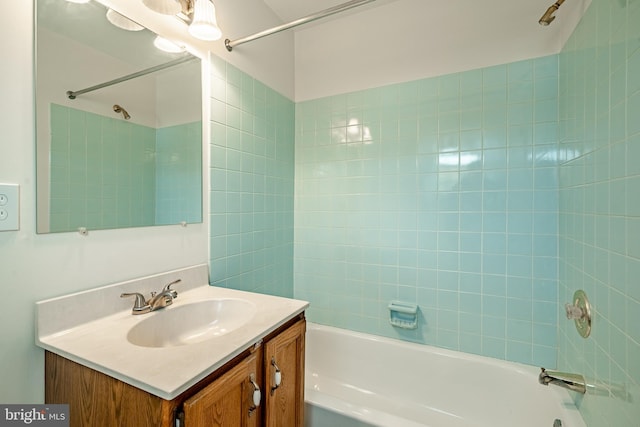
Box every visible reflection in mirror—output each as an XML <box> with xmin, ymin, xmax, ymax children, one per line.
<box><xmin>36</xmin><ymin>0</ymin><xmax>203</xmax><ymax>234</ymax></box>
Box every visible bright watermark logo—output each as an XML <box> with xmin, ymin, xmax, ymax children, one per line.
<box><xmin>0</xmin><ymin>405</ymin><xmax>68</xmax><ymax>426</ymax></box>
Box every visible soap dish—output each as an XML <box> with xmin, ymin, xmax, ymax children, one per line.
<box><xmin>388</xmin><ymin>301</ymin><xmax>418</xmax><ymax>329</ymax></box>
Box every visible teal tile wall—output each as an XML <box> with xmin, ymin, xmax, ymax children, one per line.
<box><xmin>155</xmin><ymin>121</ymin><xmax>203</xmax><ymax>225</ymax></box>
<box><xmin>49</xmin><ymin>104</ymin><xmax>156</xmax><ymax>232</ymax></box>
<box><xmin>294</xmin><ymin>56</ymin><xmax>560</xmax><ymax>366</ymax></box>
<box><xmin>558</xmin><ymin>0</ymin><xmax>640</xmax><ymax>425</ymax></box>
<box><xmin>50</xmin><ymin>105</ymin><xmax>203</xmax><ymax>232</ymax></box>
<box><xmin>208</xmin><ymin>55</ymin><xmax>295</xmax><ymax>297</ymax></box>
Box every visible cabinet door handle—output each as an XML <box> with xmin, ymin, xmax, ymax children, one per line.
<box><xmin>270</xmin><ymin>357</ymin><xmax>281</xmax><ymax>395</ymax></box>
<box><xmin>248</xmin><ymin>373</ymin><xmax>261</xmax><ymax>416</ymax></box>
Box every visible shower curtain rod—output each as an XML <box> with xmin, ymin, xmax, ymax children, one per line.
<box><xmin>66</xmin><ymin>56</ymin><xmax>196</xmax><ymax>100</ymax></box>
<box><xmin>225</xmin><ymin>0</ymin><xmax>377</xmax><ymax>51</ymax></box>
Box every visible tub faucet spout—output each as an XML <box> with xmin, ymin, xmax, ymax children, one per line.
<box><xmin>539</xmin><ymin>368</ymin><xmax>586</xmax><ymax>394</ymax></box>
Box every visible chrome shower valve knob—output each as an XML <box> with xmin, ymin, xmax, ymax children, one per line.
<box><xmin>565</xmin><ymin>290</ymin><xmax>592</xmax><ymax>338</ymax></box>
<box><xmin>565</xmin><ymin>303</ymin><xmax>585</xmax><ymax>320</ymax></box>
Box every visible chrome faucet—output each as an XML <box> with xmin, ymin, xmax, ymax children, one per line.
<box><xmin>539</xmin><ymin>367</ymin><xmax>586</xmax><ymax>394</ymax></box>
<box><xmin>121</xmin><ymin>279</ymin><xmax>181</xmax><ymax>315</ymax></box>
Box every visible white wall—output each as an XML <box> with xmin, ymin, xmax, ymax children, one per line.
<box><xmin>0</xmin><ymin>1</ymin><xmax>207</xmax><ymax>403</ymax></box>
<box><xmin>293</xmin><ymin>0</ymin><xmax>590</xmax><ymax>101</ymax></box>
<box><xmin>0</xmin><ymin>0</ymin><xmax>293</xmax><ymax>403</ymax></box>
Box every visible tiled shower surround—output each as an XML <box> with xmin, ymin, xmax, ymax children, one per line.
<box><xmin>294</xmin><ymin>56</ymin><xmax>560</xmax><ymax>367</ymax></box>
<box><xmin>208</xmin><ymin>55</ymin><xmax>560</xmax><ymax>366</ymax></box>
<box><xmin>208</xmin><ymin>3</ymin><xmax>639</xmax><ymax>425</ymax></box>
<box><xmin>208</xmin><ymin>54</ymin><xmax>295</xmax><ymax>297</ymax></box>
<box><xmin>557</xmin><ymin>0</ymin><xmax>640</xmax><ymax>425</ymax></box>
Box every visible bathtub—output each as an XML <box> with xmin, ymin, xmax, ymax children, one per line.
<box><xmin>304</xmin><ymin>323</ymin><xmax>586</xmax><ymax>427</ymax></box>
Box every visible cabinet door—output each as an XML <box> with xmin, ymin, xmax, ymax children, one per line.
<box><xmin>264</xmin><ymin>319</ymin><xmax>306</xmax><ymax>427</ymax></box>
<box><xmin>183</xmin><ymin>350</ymin><xmax>262</xmax><ymax>427</ymax></box>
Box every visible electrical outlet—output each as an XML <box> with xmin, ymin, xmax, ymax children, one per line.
<box><xmin>0</xmin><ymin>184</ymin><xmax>19</xmax><ymax>231</ymax></box>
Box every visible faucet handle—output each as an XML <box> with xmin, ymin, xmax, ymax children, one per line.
<box><xmin>162</xmin><ymin>279</ymin><xmax>182</xmax><ymax>298</ymax></box>
<box><xmin>565</xmin><ymin>303</ymin><xmax>585</xmax><ymax>320</ymax></box>
<box><xmin>120</xmin><ymin>292</ymin><xmax>150</xmax><ymax>314</ymax></box>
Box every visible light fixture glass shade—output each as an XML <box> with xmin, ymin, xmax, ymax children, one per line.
<box><xmin>188</xmin><ymin>0</ymin><xmax>222</xmax><ymax>41</ymax></box>
<box><xmin>106</xmin><ymin>9</ymin><xmax>144</xmax><ymax>31</ymax></box>
<box><xmin>153</xmin><ymin>36</ymin><xmax>185</xmax><ymax>53</ymax></box>
<box><xmin>142</xmin><ymin>0</ymin><xmax>182</xmax><ymax>15</ymax></box>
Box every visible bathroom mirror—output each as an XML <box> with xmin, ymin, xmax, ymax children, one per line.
<box><xmin>35</xmin><ymin>0</ymin><xmax>203</xmax><ymax>234</ymax></box>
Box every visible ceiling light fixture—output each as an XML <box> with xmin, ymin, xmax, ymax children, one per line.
<box><xmin>188</xmin><ymin>0</ymin><xmax>222</xmax><ymax>41</ymax></box>
<box><xmin>141</xmin><ymin>0</ymin><xmax>222</xmax><ymax>42</ymax></box>
<box><xmin>65</xmin><ymin>0</ymin><xmax>90</xmax><ymax>3</ymax></box>
<box><xmin>106</xmin><ymin>9</ymin><xmax>144</xmax><ymax>31</ymax></box>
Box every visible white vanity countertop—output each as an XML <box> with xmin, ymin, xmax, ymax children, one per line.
<box><xmin>35</xmin><ymin>265</ymin><xmax>308</xmax><ymax>400</ymax></box>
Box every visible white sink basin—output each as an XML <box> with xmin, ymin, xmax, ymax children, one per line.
<box><xmin>127</xmin><ymin>298</ymin><xmax>256</xmax><ymax>348</ymax></box>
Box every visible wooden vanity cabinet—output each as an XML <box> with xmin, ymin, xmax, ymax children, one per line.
<box><xmin>45</xmin><ymin>351</ymin><xmax>180</xmax><ymax>427</ymax></box>
<box><xmin>182</xmin><ymin>346</ymin><xmax>262</xmax><ymax>427</ymax></box>
<box><xmin>45</xmin><ymin>316</ymin><xmax>306</xmax><ymax>427</ymax></box>
<box><xmin>263</xmin><ymin>318</ymin><xmax>305</xmax><ymax>427</ymax></box>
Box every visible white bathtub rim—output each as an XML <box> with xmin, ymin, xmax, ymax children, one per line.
<box><xmin>307</xmin><ymin>322</ymin><xmax>543</xmax><ymax>378</ymax></box>
<box><xmin>305</xmin><ymin>322</ymin><xmax>586</xmax><ymax>427</ymax></box>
